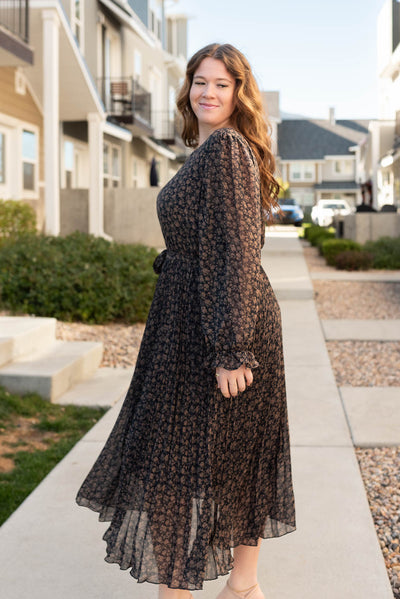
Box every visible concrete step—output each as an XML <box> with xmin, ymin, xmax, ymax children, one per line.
<box><xmin>0</xmin><ymin>337</ymin><xmax>13</xmax><ymax>368</ymax></box>
<box><xmin>54</xmin><ymin>367</ymin><xmax>132</xmax><ymax>408</ymax></box>
<box><xmin>0</xmin><ymin>340</ymin><xmax>103</xmax><ymax>401</ymax></box>
<box><xmin>340</xmin><ymin>386</ymin><xmax>400</xmax><ymax>447</ymax></box>
<box><xmin>0</xmin><ymin>316</ymin><xmax>56</xmax><ymax>367</ymax></box>
<box><xmin>322</xmin><ymin>319</ymin><xmax>400</xmax><ymax>341</ymax></box>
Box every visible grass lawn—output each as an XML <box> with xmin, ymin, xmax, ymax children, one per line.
<box><xmin>0</xmin><ymin>385</ymin><xmax>108</xmax><ymax>525</ymax></box>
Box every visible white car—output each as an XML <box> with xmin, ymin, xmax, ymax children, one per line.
<box><xmin>311</xmin><ymin>199</ymin><xmax>353</xmax><ymax>227</ymax></box>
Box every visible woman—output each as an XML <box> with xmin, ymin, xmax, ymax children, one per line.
<box><xmin>76</xmin><ymin>43</ymin><xmax>296</xmax><ymax>599</ymax></box>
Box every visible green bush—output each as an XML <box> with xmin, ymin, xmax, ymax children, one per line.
<box><xmin>334</xmin><ymin>250</ymin><xmax>373</xmax><ymax>271</ymax></box>
<box><xmin>364</xmin><ymin>236</ymin><xmax>400</xmax><ymax>269</ymax></box>
<box><xmin>0</xmin><ymin>199</ymin><xmax>36</xmax><ymax>242</ymax></box>
<box><xmin>0</xmin><ymin>231</ymin><xmax>158</xmax><ymax>323</ymax></box>
<box><xmin>299</xmin><ymin>223</ymin><xmax>313</xmax><ymax>239</ymax></box>
<box><xmin>303</xmin><ymin>224</ymin><xmax>321</xmax><ymax>241</ymax></box>
<box><xmin>304</xmin><ymin>225</ymin><xmax>336</xmax><ymax>247</ymax></box>
<box><xmin>320</xmin><ymin>238</ymin><xmax>362</xmax><ymax>266</ymax></box>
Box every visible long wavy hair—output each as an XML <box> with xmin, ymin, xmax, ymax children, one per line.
<box><xmin>176</xmin><ymin>43</ymin><xmax>281</xmax><ymax>223</ymax></box>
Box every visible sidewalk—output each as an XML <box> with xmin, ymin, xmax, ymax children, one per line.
<box><xmin>0</xmin><ymin>229</ymin><xmax>394</xmax><ymax>599</ymax></box>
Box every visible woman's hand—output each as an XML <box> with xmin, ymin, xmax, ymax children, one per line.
<box><xmin>216</xmin><ymin>364</ymin><xmax>253</xmax><ymax>398</ymax></box>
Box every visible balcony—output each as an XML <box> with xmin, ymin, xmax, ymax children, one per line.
<box><xmin>0</xmin><ymin>0</ymin><xmax>33</xmax><ymax>65</ymax></box>
<box><xmin>97</xmin><ymin>77</ymin><xmax>153</xmax><ymax>136</ymax></box>
<box><xmin>152</xmin><ymin>110</ymin><xmax>186</xmax><ymax>149</ymax></box>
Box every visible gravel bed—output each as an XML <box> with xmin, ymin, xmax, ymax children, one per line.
<box><xmin>326</xmin><ymin>340</ymin><xmax>400</xmax><ymax>387</ymax></box>
<box><xmin>313</xmin><ymin>280</ymin><xmax>400</xmax><ymax>319</ymax></box>
<box><xmin>56</xmin><ymin>320</ymin><xmax>145</xmax><ymax>369</ymax></box>
<box><xmin>355</xmin><ymin>446</ymin><xmax>400</xmax><ymax>597</ymax></box>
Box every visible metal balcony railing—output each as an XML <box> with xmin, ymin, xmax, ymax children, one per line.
<box><xmin>152</xmin><ymin>110</ymin><xmax>184</xmax><ymax>146</ymax></box>
<box><xmin>97</xmin><ymin>77</ymin><xmax>152</xmax><ymax>129</ymax></box>
<box><xmin>0</xmin><ymin>0</ymin><xmax>29</xmax><ymax>43</ymax></box>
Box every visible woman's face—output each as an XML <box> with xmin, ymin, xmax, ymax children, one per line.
<box><xmin>189</xmin><ymin>57</ymin><xmax>236</xmax><ymax>132</ymax></box>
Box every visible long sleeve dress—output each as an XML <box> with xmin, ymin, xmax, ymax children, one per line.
<box><xmin>75</xmin><ymin>127</ymin><xmax>296</xmax><ymax>591</ymax></box>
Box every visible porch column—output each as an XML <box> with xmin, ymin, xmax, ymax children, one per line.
<box><xmin>88</xmin><ymin>113</ymin><xmax>105</xmax><ymax>237</ymax></box>
<box><xmin>42</xmin><ymin>9</ymin><xmax>60</xmax><ymax>235</ymax></box>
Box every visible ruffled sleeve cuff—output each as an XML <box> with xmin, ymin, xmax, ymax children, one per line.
<box><xmin>204</xmin><ymin>350</ymin><xmax>259</xmax><ymax>370</ymax></box>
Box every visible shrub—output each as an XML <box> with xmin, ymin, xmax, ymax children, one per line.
<box><xmin>0</xmin><ymin>231</ymin><xmax>158</xmax><ymax>323</ymax></box>
<box><xmin>334</xmin><ymin>250</ymin><xmax>373</xmax><ymax>271</ymax></box>
<box><xmin>364</xmin><ymin>236</ymin><xmax>400</xmax><ymax>269</ymax></box>
<box><xmin>305</xmin><ymin>225</ymin><xmax>336</xmax><ymax>247</ymax></box>
<box><xmin>320</xmin><ymin>238</ymin><xmax>362</xmax><ymax>266</ymax></box>
<box><xmin>316</xmin><ymin>232</ymin><xmax>337</xmax><ymax>255</ymax></box>
<box><xmin>0</xmin><ymin>199</ymin><xmax>36</xmax><ymax>242</ymax></box>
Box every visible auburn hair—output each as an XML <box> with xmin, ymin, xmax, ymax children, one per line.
<box><xmin>176</xmin><ymin>43</ymin><xmax>281</xmax><ymax>223</ymax></box>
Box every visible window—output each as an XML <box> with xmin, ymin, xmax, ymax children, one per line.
<box><xmin>156</xmin><ymin>18</ymin><xmax>162</xmax><ymax>40</ymax></box>
<box><xmin>64</xmin><ymin>141</ymin><xmax>74</xmax><ymax>188</ymax></box>
<box><xmin>22</xmin><ymin>130</ymin><xmax>37</xmax><ymax>191</ymax></box>
<box><xmin>289</xmin><ymin>162</ymin><xmax>315</xmax><ymax>182</ymax></box>
<box><xmin>290</xmin><ymin>189</ymin><xmax>315</xmax><ymax>207</ymax></box>
<box><xmin>334</xmin><ymin>160</ymin><xmax>353</xmax><ymax>175</ymax></box>
<box><xmin>132</xmin><ymin>158</ymin><xmax>138</xmax><ymax>188</ymax></box>
<box><xmin>103</xmin><ymin>141</ymin><xmax>121</xmax><ymax>188</ymax></box>
<box><xmin>149</xmin><ymin>0</ymin><xmax>162</xmax><ymax>40</ymax></box>
<box><xmin>71</xmin><ymin>0</ymin><xmax>84</xmax><ymax>50</ymax></box>
<box><xmin>0</xmin><ymin>133</ymin><xmax>5</xmax><ymax>184</ymax></box>
<box><xmin>132</xmin><ymin>157</ymin><xmax>146</xmax><ymax>188</ymax></box>
<box><xmin>112</xmin><ymin>147</ymin><xmax>120</xmax><ymax>187</ymax></box>
<box><xmin>103</xmin><ymin>143</ymin><xmax>110</xmax><ymax>187</ymax></box>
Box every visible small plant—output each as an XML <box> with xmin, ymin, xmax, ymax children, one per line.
<box><xmin>334</xmin><ymin>250</ymin><xmax>373</xmax><ymax>271</ymax></box>
<box><xmin>320</xmin><ymin>238</ymin><xmax>362</xmax><ymax>266</ymax></box>
<box><xmin>364</xmin><ymin>236</ymin><xmax>400</xmax><ymax>269</ymax></box>
<box><xmin>0</xmin><ymin>199</ymin><xmax>36</xmax><ymax>242</ymax></box>
<box><xmin>305</xmin><ymin>225</ymin><xmax>336</xmax><ymax>248</ymax></box>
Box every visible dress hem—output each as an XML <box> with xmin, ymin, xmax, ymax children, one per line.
<box><xmin>76</xmin><ymin>493</ymin><xmax>296</xmax><ymax>591</ymax></box>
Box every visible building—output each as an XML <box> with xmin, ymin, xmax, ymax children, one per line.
<box><xmin>277</xmin><ymin>108</ymin><xmax>369</xmax><ymax>215</ymax></box>
<box><xmin>0</xmin><ymin>0</ymin><xmax>188</xmax><ymax>237</ymax></box>
<box><xmin>376</xmin><ymin>0</ymin><xmax>400</xmax><ymax>208</ymax></box>
<box><xmin>0</xmin><ymin>1</ymin><xmax>39</xmax><ymax>220</ymax></box>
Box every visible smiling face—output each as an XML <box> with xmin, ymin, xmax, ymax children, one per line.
<box><xmin>189</xmin><ymin>57</ymin><xmax>236</xmax><ymax>141</ymax></box>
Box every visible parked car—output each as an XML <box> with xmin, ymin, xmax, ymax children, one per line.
<box><xmin>273</xmin><ymin>198</ymin><xmax>304</xmax><ymax>226</ymax></box>
<box><xmin>311</xmin><ymin>199</ymin><xmax>352</xmax><ymax>227</ymax></box>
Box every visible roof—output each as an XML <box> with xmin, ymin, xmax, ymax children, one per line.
<box><xmin>278</xmin><ymin>119</ymin><xmax>370</xmax><ymax>160</ymax></box>
<box><xmin>314</xmin><ymin>180</ymin><xmax>360</xmax><ymax>190</ymax></box>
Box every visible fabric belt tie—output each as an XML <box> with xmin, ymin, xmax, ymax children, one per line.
<box><xmin>153</xmin><ymin>249</ymin><xmax>195</xmax><ymax>274</ymax></box>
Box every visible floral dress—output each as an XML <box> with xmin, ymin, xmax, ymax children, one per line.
<box><xmin>76</xmin><ymin>127</ymin><xmax>296</xmax><ymax>590</ymax></box>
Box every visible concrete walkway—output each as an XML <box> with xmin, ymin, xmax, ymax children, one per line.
<box><xmin>321</xmin><ymin>319</ymin><xmax>400</xmax><ymax>341</ymax></box>
<box><xmin>0</xmin><ymin>229</ymin><xmax>394</xmax><ymax>599</ymax></box>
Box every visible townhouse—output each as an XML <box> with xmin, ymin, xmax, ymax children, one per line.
<box><xmin>0</xmin><ymin>0</ymin><xmax>188</xmax><ymax>238</ymax></box>
<box><xmin>277</xmin><ymin>108</ymin><xmax>369</xmax><ymax>217</ymax></box>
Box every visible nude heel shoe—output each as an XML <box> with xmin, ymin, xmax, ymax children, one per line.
<box><xmin>216</xmin><ymin>579</ymin><xmax>263</xmax><ymax>599</ymax></box>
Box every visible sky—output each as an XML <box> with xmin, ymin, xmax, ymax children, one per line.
<box><xmin>167</xmin><ymin>0</ymin><xmax>387</xmax><ymax>120</ymax></box>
